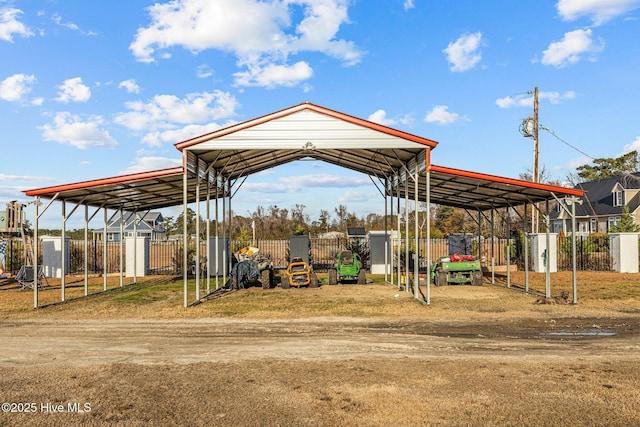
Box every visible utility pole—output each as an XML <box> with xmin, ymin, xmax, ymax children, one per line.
<box><xmin>532</xmin><ymin>86</ymin><xmax>539</xmax><ymax>185</ymax></box>
<box><xmin>531</xmin><ymin>86</ymin><xmax>539</xmax><ymax>233</ymax></box>
<box><xmin>520</xmin><ymin>87</ymin><xmax>540</xmax><ymax>233</ymax></box>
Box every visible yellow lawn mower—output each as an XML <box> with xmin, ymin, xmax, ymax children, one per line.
<box><xmin>280</xmin><ymin>257</ymin><xmax>319</xmax><ymax>289</ymax></box>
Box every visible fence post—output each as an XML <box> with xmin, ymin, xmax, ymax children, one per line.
<box><xmin>610</xmin><ymin>233</ymin><xmax>639</xmax><ymax>273</ymax></box>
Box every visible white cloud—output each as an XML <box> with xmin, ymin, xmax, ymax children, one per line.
<box><xmin>424</xmin><ymin>105</ymin><xmax>461</xmax><ymax>125</ymax></box>
<box><xmin>443</xmin><ymin>32</ymin><xmax>483</xmax><ymax>72</ymax></box>
<box><xmin>368</xmin><ymin>109</ymin><xmax>413</xmax><ymax>126</ymax></box>
<box><xmin>495</xmin><ymin>95</ymin><xmax>530</xmax><ymax>109</ymax></box>
<box><xmin>542</xmin><ymin>90</ymin><xmax>577</xmax><ymax>103</ymax></box>
<box><xmin>244</xmin><ymin>173</ymin><xmax>370</xmax><ymax>193</ymax></box>
<box><xmin>119</xmin><ymin>79</ymin><xmax>141</xmax><ymax>94</ymax></box>
<box><xmin>114</xmin><ymin>90</ymin><xmax>239</xmax><ymax>146</ymax></box>
<box><xmin>141</xmin><ymin>122</ymin><xmax>233</xmax><ymax>147</ymax></box>
<box><xmin>622</xmin><ymin>136</ymin><xmax>640</xmax><ymax>154</ymax></box>
<box><xmin>49</xmin><ymin>12</ymin><xmax>96</xmax><ymax>36</ymax></box>
<box><xmin>120</xmin><ymin>156</ymin><xmax>182</xmax><ymax>174</ymax></box>
<box><xmin>0</xmin><ymin>7</ymin><xmax>34</xmax><ymax>42</ymax></box>
<box><xmin>279</xmin><ymin>173</ymin><xmax>369</xmax><ymax>188</ymax></box>
<box><xmin>0</xmin><ymin>173</ymin><xmax>51</xmax><ymax>182</ymax></box>
<box><xmin>338</xmin><ymin>190</ymin><xmax>375</xmax><ymax>203</ymax></box>
<box><xmin>115</xmin><ymin>90</ymin><xmax>238</xmax><ymax>131</ymax></box>
<box><xmin>55</xmin><ymin>77</ymin><xmax>91</xmax><ymax>103</ymax></box>
<box><xmin>557</xmin><ymin>0</ymin><xmax>640</xmax><ymax>26</ymax></box>
<box><xmin>563</xmin><ymin>155</ymin><xmax>592</xmax><ymax>170</ymax></box>
<box><xmin>40</xmin><ymin>112</ymin><xmax>118</xmax><ymax>150</ymax></box>
<box><xmin>51</xmin><ymin>14</ymin><xmax>79</xmax><ymax>31</ymax></box>
<box><xmin>368</xmin><ymin>109</ymin><xmax>397</xmax><ymax>126</ymax></box>
<box><xmin>540</xmin><ymin>29</ymin><xmax>604</xmax><ymax>68</ymax></box>
<box><xmin>0</xmin><ymin>73</ymin><xmax>35</xmax><ymax>102</ymax></box>
<box><xmin>129</xmin><ymin>0</ymin><xmax>363</xmax><ymax>88</ymax></box>
<box><xmin>404</xmin><ymin>1</ymin><xmax>415</xmax><ymax>11</ymax></box>
<box><xmin>0</xmin><ymin>186</ymin><xmax>36</xmax><ymax>201</ymax></box>
<box><xmin>233</xmin><ymin>60</ymin><xmax>313</xmax><ymax>88</ymax></box>
<box><xmin>495</xmin><ymin>91</ymin><xmax>576</xmax><ymax>108</ymax></box>
<box><xmin>242</xmin><ymin>182</ymin><xmax>293</xmax><ymax>194</ymax></box>
<box><xmin>196</xmin><ymin>64</ymin><xmax>213</xmax><ymax>79</ymax></box>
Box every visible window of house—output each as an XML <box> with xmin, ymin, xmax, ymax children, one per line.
<box><xmin>608</xmin><ymin>216</ymin><xmax>621</xmax><ymax>231</ymax></box>
<box><xmin>590</xmin><ymin>218</ymin><xmax>597</xmax><ymax>233</ymax></box>
<box><xmin>579</xmin><ymin>221</ymin><xmax>589</xmax><ymax>233</ymax></box>
<box><xmin>614</xmin><ymin>190</ymin><xmax>624</xmax><ymax>207</ymax></box>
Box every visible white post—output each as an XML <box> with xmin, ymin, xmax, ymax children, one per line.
<box><xmin>195</xmin><ymin>172</ymin><xmax>201</xmax><ymax>300</ymax></box>
<box><xmin>413</xmin><ymin>166</ymin><xmax>419</xmax><ymax>299</ymax></box>
<box><xmin>119</xmin><ymin>208</ymin><xmax>124</xmax><ymax>287</ymax></box>
<box><xmin>133</xmin><ymin>212</ymin><xmax>138</xmax><ymax>283</ymax></box>
<box><xmin>570</xmin><ymin>197</ymin><xmax>577</xmax><ymax>303</ymax></box>
<box><xmin>33</xmin><ymin>197</ymin><xmax>39</xmax><ymax>308</ymax></box>
<box><xmin>84</xmin><ymin>205</ymin><xmax>89</xmax><ymax>296</ymax></box>
<box><xmin>206</xmin><ymin>171</ymin><xmax>211</xmax><ymax>294</ymax></box>
<box><xmin>103</xmin><ymin>208</ymin><xmax>108</xmax><ymax>291</ymax></box>
<box><xmin>610</xmin><ymin>233</ymin><xmax>639</xmax><ymax>273</ymax></box>
<box><xmin>426</xmin><ymin>168</ymin><xmax>431</xmax><ymax>305</ymax></box>
<box><xmin>61</xmin><ymin>200</ymin><xmax>66</xmax><ymax>301</ymax></box>
<box><xmin>183</xmin><ymin>170</ymin><xmax>188</xmax><ymax>307</ymax></box>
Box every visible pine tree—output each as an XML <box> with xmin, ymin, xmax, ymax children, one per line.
<box><xmin>610</xmin><ymin>206</ymin><xmax>640</xmax><ymax>233</ymax></box>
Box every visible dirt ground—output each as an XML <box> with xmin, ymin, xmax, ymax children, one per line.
<box><xmin>1</xmin><ymin>272</ymin><xmax>639</xmax><ymax>426</ymax></box>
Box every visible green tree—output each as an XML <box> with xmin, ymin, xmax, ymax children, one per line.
<box><xmin>434</xmin><ymin>205</ymin><xmax>454</xmax><ymax>232</ymax></box>
<box><xmin>610</xmin><ymin>206</ymin><xmax>640</xmax><ymax>232</ymax></box>
<box><xmin>334</xmin><ymin>204</ymin><xmax>348</xmax><ymax>230</ymax></box>
<box><xmin>237</xmin><ymin>225</ymin><xmax>251</xmax><ymax>241</ymax></box>
<box><xmin>170</xmin><ymin>208</ymin><xmax>197</xmax><ymax>236</ymax></box>
<box><xmin>575</xmin><ymin>151</ymin><xmax>639</xmax><ymax>182</ymax></box>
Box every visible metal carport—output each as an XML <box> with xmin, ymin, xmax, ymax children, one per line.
<box><xmin>24</xmin><ymin>102</ymin><xmax>583</xmax><ymax>308</ymax></box>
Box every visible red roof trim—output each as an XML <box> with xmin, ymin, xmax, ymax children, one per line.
<box><xmin>175</xmin><ymin>102</ymin><xmax>439</xmax><ymax>150</ymax></box>
<box><xmin>23</xmin><ymin>167</ymin><xmax>184</xmax><ymax>197</ymax></box>
<box><xmin>429</xmin><ymin>164</ymin><xmax>584</xmax><ymax>196</ymax></box>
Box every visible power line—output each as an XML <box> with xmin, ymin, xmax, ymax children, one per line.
<box><xmin>540</xmin><ymin>126</ymin><xmax>595</xmax><ymax>160</ymax></box>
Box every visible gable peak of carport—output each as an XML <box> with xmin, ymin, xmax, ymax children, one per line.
<box><xmin>174</xmin><ymin>102</ymin><xmax>439</xmax><ymax>151</ymax></box>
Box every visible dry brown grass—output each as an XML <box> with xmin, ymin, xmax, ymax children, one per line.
<box><xmin>2</xmin><ymin>270</ymin><xmax>638</xmax><ymax>320</ymax></box>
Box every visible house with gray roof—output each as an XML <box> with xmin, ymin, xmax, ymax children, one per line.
<box><xmin>550</xmin><ymin>173</ymin><xmax>640</xmax><ymax>234</ymax></box>
<box><xmin>92</xmin><ymin>211</ymin><xmax>167</xmax><ymax>241</ymax></box>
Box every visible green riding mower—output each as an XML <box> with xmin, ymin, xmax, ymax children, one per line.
<box><xmin>328</xmin><ymin>250</ymin><xmax>366</xmax><ymax>285</ymax></box>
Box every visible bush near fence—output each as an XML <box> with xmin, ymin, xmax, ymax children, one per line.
<box><xmin>557</xmin><ymin>234</ymin><xmax>612</xmax><ymax>271</ymax></box>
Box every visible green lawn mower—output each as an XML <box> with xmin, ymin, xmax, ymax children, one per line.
<box><xmin>328</xmin><ymin>250</ymin><xmax>366</xmax><ymax>285</ymax></box>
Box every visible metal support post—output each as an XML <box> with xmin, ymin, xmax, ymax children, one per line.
<box><xmin>524</xmin><ymin>202</ymin><xmax>529</xmax><ymax>293</ymax></box>
<box><xmin>545</xmin><ymin>199</ymin><xmax>551</xmax><ymax>298</ymax></box>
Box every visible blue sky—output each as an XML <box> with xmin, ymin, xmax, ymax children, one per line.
<box><xmin>2</xmin><ymin>0</ymin><xmax>640</xmax><ymax>229</ymax></box>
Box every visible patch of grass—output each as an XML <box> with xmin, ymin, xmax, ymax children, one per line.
<box><xmin>107</xmin><ymin>280</ymin><xmax>181</xmax><ymax>304</ymax></box>
<box><xmin>3</xmin><ymin>271</ymin><xmax>640</xmax><ymax>320</ymax></box>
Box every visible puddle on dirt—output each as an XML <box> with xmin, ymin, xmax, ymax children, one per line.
<box><xmin>540</xmin><ymin>328</ymin><xmax>616</xmax><ymax>337</ymax></box>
